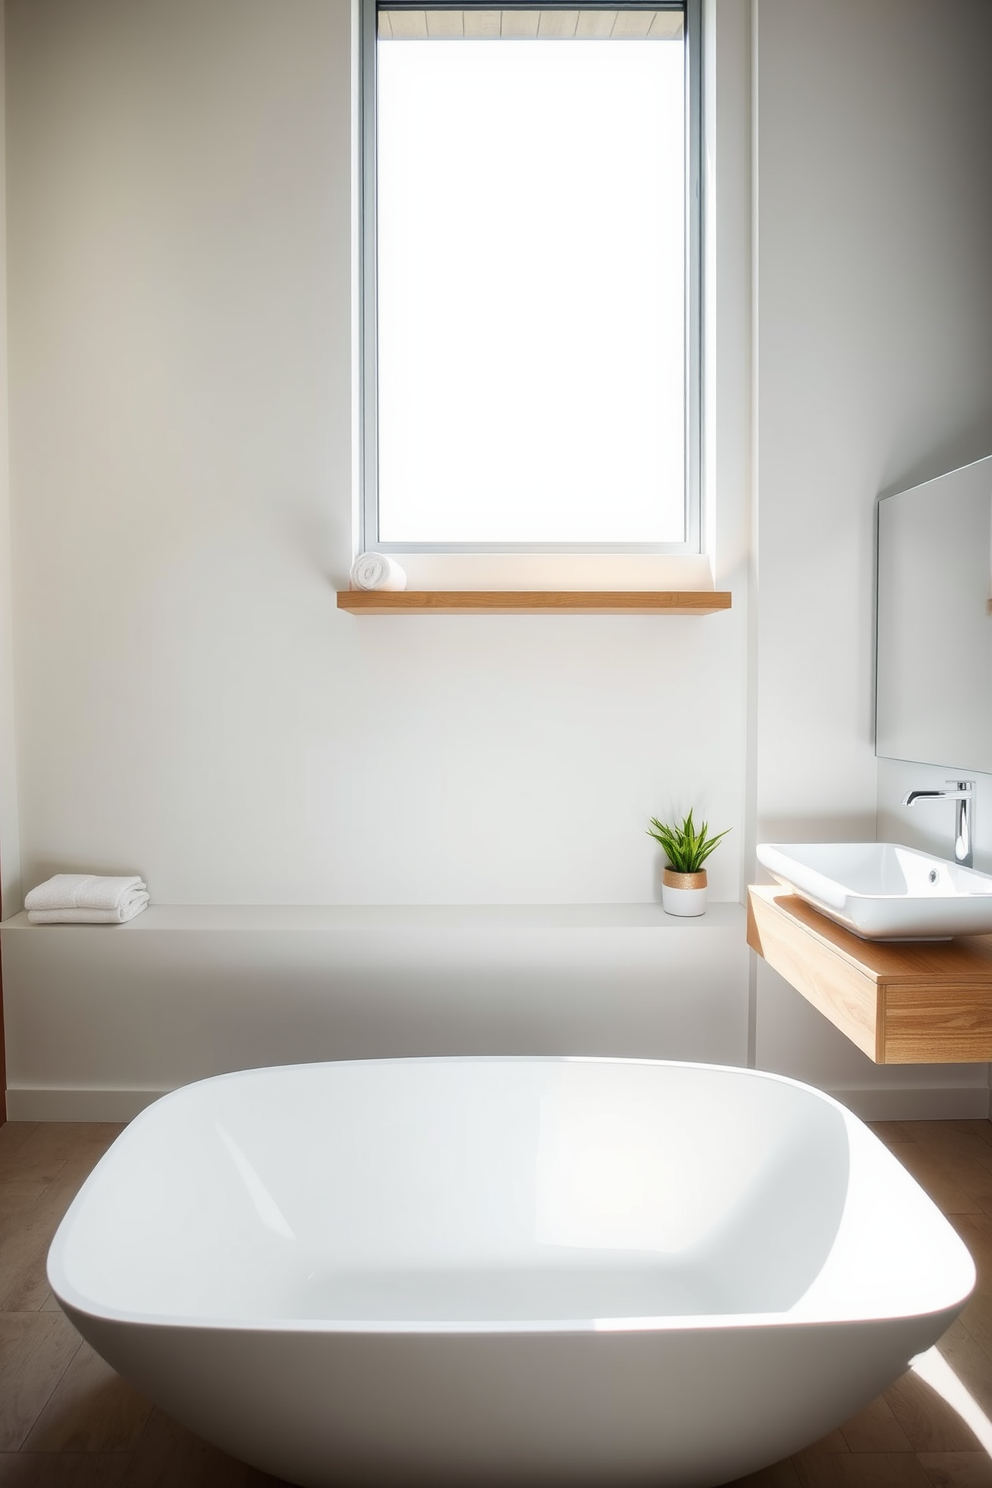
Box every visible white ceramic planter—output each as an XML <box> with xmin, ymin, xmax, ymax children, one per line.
<box><xmin>662</xmin><ymin>869</ymin><xmax>707</xmax><ymax>917</ymax></box>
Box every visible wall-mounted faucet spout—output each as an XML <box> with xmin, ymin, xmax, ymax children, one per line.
<box><xmin>902</xmin><ymin>780</ymin><xmax>974</xmax><ymax>868</ymax></box>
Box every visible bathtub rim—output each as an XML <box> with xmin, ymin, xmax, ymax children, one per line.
<box><xmin>46</xmin><ymin>1054</ymin><xmax>977</xmax><ymax>1337</ymax></box>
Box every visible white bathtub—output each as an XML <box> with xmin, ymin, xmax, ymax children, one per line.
<box><xmin>48</xmin><ymin>1057</ymin><xmax>974</xmax><ymax>1487</ymax></box>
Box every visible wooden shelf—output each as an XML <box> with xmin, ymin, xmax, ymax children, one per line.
<box><xmin>336</xmin><ymin>590</ymin><xmax>732</xmax><ymax>615</ymax></box>
<box><xmin>747</xmin><ymin>885</ymin><xmax>992</xmax><ymax>1064</ymax></box>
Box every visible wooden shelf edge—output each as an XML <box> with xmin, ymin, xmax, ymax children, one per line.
<box><xmin>336</xmin><ymin>590</ymin><xmax>732</xmax><ymax>615</ymax></box>
<box><xmin>747</xmin><ymin>886</ymin><xmax>992</xmax><ymax>1064</ymax></box>
<box><xmin>747</xmin><ymin>888</ymin><xmax>881</xmax><ymax>1061</ymax></box>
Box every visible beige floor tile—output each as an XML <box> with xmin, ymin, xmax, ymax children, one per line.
<box><xmin>885</xmin><ymin>1368</ymin><xmax>984</xmax><ymax>1453</ymax></box>
<box><xmin>0</xmin><ymin>1176</ymin><xmax>63</xmax><ymax>1208</ymax></box>
<box><xmin>938</xmin><ymin>1318</ymin><xmax>974</xmax><ymax>1346</ymax></box>
<box><xmin>917</xmin><ymin>1452</ymin><xmax>992</xmax><ymax>1486</ymax></box>
<box><xmin>951</xmin><ymin>1219</ymin><xmax>992</xmax><ymax>1359</ymax></box>
<box><xmin>799</xmin><ymin>1429</ymin><xmax>850</xmax><ymax>1455</ymax></box>
<box><xmin>958</xmin><ymin>1303</ymin><xmax>992</xmax><ymax>1363</ymax></box>
<box><xmin>23</xmin><ymin>1341</ymin><xmax>152</xmax><ymax>1453</ymax></box>
<box><xmin>933</xmin><ymin>1121</ymin><xmax>992</xmax><ymax>1141</ymax></box>
<box><xmin>794</xmin><ymin>1449</ymin><xmax>933</xmax><ymax>1486</ymax></box>
<box><xmin>0</xmin><ymin>1233</ymin><xmax>49</xmax><ymax>1315</ymax></box>
<box><xmin>0</xmin><ymin>1163</ymin><xmax>95</xmax><ymax>1312</ymax></box>
<box><xmin>951</xmin><ymin>1222</ymin><xmax>992</xmax><ymax>1300</ymax></box>
<box><xmin>0</xmin><ymin>1155</ymin><xmax>66</xmax><ymax>1190</ymax></box>
<box><xmin>936</xmin><ymin>1162</ymin><xmax>992</xmax><ymax>1216</ymax></box>
<box><xmin>0</xmin><ymin>1178</ymin><xmax>67</xmax><ymax>1242</ymax></box>
<box><xmin>952</xmin><ymin>1213</ymin><xmax>992</xmax><ymax>1271</ymax></box>
<box><xmin>892</xmin><ymin>1146</ymin><xmax>985</xmax><ymax>1216</ymax></box>
<box><xmin>16</xmin><ymin>1127</ymin><xmax>124</xmax><ymax>1168</ymax></box>
<box><xmin>0</xmin><ymin>1313</ymin><xmax>81</xmax><ymax>1451</ymax></box>
<box><xmin>936</xmin><ymin>1327</ymin><xmax>992</xmax><ymax>1418</ymax></box>
<box><xmin>121</xmin><ymin>1410</ymin><xmax>251</xmax><ymax>1488</ymax></box>
<box><xmin>840</xmin><ymin>1394</ymin><xmax>914</xmax><ymax>1452</ymax></box>
<box><xmin>0</xmin><ymin>1125</ymin><xmax>40</xmax><ymax>1157</ymax></box>
<box><xmin>727</xmin><ymin>1459</ymin><xmax>804</xmax><ymax>1485</ymax></box>
<box><xmin>0</xmin><ymin>1455</ymin><xmax>130</xmax><ymax>1486</ymax></box>
<box><xmin>869</xmin><ymin>1121</ymin><xmax>920</xmax><ymax>1148</ymax></box>
<box><xmin>899</xmin><ymin>1125</ymin><xmax>992</xmax><ymax>1162</ymax></box>
<box><xmin>971</xmin><ymin>1147</ymin><xmax>992</xmax><ymax>1177</ymax></box>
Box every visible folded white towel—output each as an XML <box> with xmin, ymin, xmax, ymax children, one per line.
<box><xmin>28</xmin><ymin>899</ymin><xmax>149</xmax><ymax>926</ymax></box>
<box><xmin>350</xmin><ymin>553</ymin><xmax>407</xmax><ymax>592</ymax></box>
<box><xmin>25</xmin><ymin>873</ymin><xmax>149</xmax><ymax>923</ymax></box>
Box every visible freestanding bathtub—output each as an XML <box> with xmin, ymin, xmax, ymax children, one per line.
<box><xmin>48</xmin><ymin>1057</ymin><xmax>974</xmax><ymax>1487</ymax></box>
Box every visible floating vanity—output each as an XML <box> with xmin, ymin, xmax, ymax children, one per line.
<box><xmin>747</xmin><ymin>887</ymin><xmax>992</xmax><ymax>1064</ymax></box>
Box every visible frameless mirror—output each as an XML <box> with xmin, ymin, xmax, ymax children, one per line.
<box><xmin>876</xmin><ymin>454</ymin><xmax>992</xmax><ymax>772</ymax></box>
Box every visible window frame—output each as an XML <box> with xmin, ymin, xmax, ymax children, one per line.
<box><xmin>359</xmin><ymin>0</ymin><xmax>702</xmax><ymax>556</ymax></box>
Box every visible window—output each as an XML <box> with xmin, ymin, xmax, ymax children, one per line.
<box><xmin>361</xmin><ymin>0</ymin><xmax>700</xmax><ymax>553</ymax></box>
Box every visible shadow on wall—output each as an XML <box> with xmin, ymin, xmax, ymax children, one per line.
<box><xmin>875</xmin><ymin>423</ymin><xmax>992</xmax><ymax>504</ymax></box>
<box><xmin>756</xmin><ymin>814</ymin><xmax>878</xmax><ymax>853</ymax></box>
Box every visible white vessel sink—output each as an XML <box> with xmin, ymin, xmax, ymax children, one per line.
<box><xmin>756</xmin><ymin>842</ymin><xmax>992</xmax><ymax>941</ymax></box>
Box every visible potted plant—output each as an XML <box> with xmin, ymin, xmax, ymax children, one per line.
<box><xmin>647</xmin><ymin>809</ymin><xmax>731</xmax><ymax>917</ymax></box>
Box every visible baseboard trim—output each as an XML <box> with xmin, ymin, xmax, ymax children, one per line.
<box><xmin>5</xmin><ymin>1088</ymin><xmax>169</xmax><ymax>1122</ymax></box>
<box><xmin>826</xmin><ymin>1085</ymin><xmax>992</xmax><ymax>1122</ymax></box>
<box><xmin>6</xmin><ymin>1080</ymin><xmax>991</xmax><ymax>1125</ymax></box>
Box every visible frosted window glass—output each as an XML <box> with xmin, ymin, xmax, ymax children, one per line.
<box><xmin>375</xmin><ymin>36</ymin><xmax>685</xmax><ymax>545</ymax></box>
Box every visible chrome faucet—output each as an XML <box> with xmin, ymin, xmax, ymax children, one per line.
<box><xmin>902</xmin><ymin>779</ymin><xmax>974</xmax><ymax>868</ymax></box>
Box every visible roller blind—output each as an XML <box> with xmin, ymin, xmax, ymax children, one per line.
<box><xmin>378</xmin><ymin>9</ymin><xmax>684</xmax><ymax>39</ymax></box>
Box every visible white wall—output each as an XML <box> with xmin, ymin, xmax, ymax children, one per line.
<box><xmin>2</xmin><ymin>0</ymin><xmax>748</xmax><ymax>911</ymax></box>
<box><xmin>4</xmin><ymin>0</ymin><xmax>992</xmax><ymax>1115</ymax></box>
<box><xmin>0</xmin><ymin>12</ymin><xmax>18</xmax><ymax>921</ymax></box>
<box><xmin>878</xmin><ymin>762</ymin><xmax>992</xmax><ymax>876</ymax></box>
<box><xmin>752</xmin><ymin>0</ymin><xmax>992</xmax><ymax>1106</ymax></box>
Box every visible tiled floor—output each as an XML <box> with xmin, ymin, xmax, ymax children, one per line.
<box><xmin>3</xmin><ymin>1119</ymin><xmax>992</xmax><ymax>1487</ymax></box>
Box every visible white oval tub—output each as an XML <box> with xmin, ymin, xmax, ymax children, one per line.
<box><xmin>48</xmin><ymin>1057</ymin><xmax>974</xmax><ymax>1487</ymax></box>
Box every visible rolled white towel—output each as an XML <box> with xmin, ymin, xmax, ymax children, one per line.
<box><xmin>349</xmin><ymin>553</ymin><xmax>407</xmax><ymax>592</ymax></box>
<box><xmin>25</xmin><ymin>873</ymin><xmax>149</xmax><ymax>922</ymax></box>
<box><xmin>28</xmin><ymin>899</ymin><xmax>149</xmax><ymax>926</ymax></box>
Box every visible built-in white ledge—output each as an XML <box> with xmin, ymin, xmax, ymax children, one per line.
<box><xmin>1</xmin><ymin>903</ymin><xmax>749</xmax><ymax>1122</ymax></box>
<box><xmin>2</xmin><ymin>902</ymin><xmax>744</xmax><ymax>931</ymax></box>
<box><xmin>3</xmin><ymin>902</ymin><xmax>984</xmax><ymax>1125</ymax></box>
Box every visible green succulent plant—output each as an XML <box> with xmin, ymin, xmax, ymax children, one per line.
<box><xmin>647</xmin><ymin>808</ymin><xmax>730</xmax><ymax>874</ymax></box>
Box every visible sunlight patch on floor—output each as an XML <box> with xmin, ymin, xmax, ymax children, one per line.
<box><xmin>913</xmin><ymin>1344</ymin><xmax>992</xmax><ymax>1454</ymax></box>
